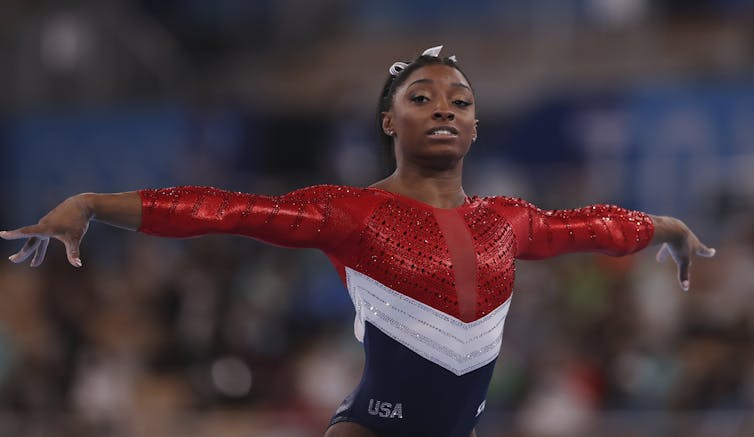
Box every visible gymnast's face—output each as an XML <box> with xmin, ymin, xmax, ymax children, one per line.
<box><xmin>382</xmin><ymin>64</ymin><xmax>477</xmax><ymax>170</ymax></box>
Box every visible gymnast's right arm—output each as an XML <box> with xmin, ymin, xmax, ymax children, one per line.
<box><xmin>2</xmin><ymin>185</ymin><xmax>364</xmax><ymax>268</ymax></box>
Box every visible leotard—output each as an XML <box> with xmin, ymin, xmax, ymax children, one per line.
<box><xmin>139</xmin><ymin>185</ymin><xmax>654</xmax><ymax>437</ymax></box>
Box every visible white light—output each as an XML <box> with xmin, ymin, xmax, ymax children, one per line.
<box><xmin>210</xmin><ymin>356</ymin><xmax>253</xmax><ymax>397</ymax></box>
<box><xmin>40</xmin><ymin>13</ymin><xmax>94</xmax><ymax>72</ymax></box>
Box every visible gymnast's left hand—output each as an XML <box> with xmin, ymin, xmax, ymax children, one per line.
<box><xmin>649</xmin><ymin>215</ymin><xmax>715</xmax><ymax>291</ymax></box>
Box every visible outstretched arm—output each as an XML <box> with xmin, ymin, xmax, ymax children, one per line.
<box><xmin>137</xmin><ymin>186</ymin><xmax>364</xmax><ymax>249</ymax></box>
<box><xmin>648</xmin><ymin>214</ymin><xmax>716</xmax><ymax>291</ymax></box>
<box><xmin>3</xmin><ymin>185</ymin><xmax>369</xmax><ymax>268</ymax></box>
<box><xmin>1</xmin><ymin>192</ymin><xmax>142</xmax><ymax>267</ymax></box>
<box><xmin>505</xmin><ymin>201</ymin><xmax>656</xmax><ymax>260</ymax></box>
<box><xmin>494</xmin><ymin>198</ymin><xmax>715</xmax><ymax>291</ymax></box>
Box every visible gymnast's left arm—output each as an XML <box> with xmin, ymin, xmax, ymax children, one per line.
<box><xmin>493</xmin><ymin>198</ymin><xmax>715</xmax><ymax>290</ymax></box>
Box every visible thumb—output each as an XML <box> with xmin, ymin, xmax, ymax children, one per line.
<box><xmin>696</xmin><ymin>245</ymin><xmax>716</xmax><ymax>258</ymax></box>
<box><xmin>1</xmin><ymin>224</ymin><xmax>49</xmax><ymax>240</ymax></box>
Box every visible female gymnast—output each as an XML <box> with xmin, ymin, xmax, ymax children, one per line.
<box><xmin>1</xmin><ymin>46</ymin><xmax>715</xmax><ymax>437</ymax></box>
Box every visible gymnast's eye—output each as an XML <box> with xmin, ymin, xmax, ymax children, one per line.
<box><xmin>410</xmin><ymin>95</ymin><xmax>429</xmax><ymax>103</ymax></box>
<box><xmin>453</xmin><ymin>99</ymin><xmax>472</xmax><ymax>107</ymax></box>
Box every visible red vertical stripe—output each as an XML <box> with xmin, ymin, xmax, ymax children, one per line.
<box><xmin>433</xmin><ymin>208</ymin><xmax>478</xmax><ymax>322</ymax></box>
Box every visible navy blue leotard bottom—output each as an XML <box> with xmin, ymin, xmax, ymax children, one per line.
<box><xmin>327</xmin><ymin>322</ymin><xmax>494</xmax><ymax>437</ymax></box>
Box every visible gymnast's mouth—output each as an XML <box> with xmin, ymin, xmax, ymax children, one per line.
<box><xmin>426</xmin><ymin>126</ymin><xmax>459</xmax><ymax>137</ymax></box>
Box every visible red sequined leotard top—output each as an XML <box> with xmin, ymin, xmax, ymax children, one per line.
<box><xmin>139</xmin><ymin>185</ymin><xmax>654</xmax><ymax>437</ymax></box>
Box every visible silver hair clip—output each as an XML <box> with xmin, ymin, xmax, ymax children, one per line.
<box><xmin>422</xmin><ymin>45</ymin><xmax>443</xmax><ymax>57</ymax></box>
<box><xmin>389</xmin><ymin>45</ymin><xmax>458</xmax><ymax>77</ymax></box>
<box><xmin>389</xmin><ymin>61</ymin><xmax>409</xmax><ymax>76</ymax></box>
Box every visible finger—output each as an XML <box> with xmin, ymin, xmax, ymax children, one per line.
<box><xmin>696</xmin><ymin>245</ymin><xmax>716</xmax><ymax>258</ymax></box>
<box><xmin>655</xmin><ymin>243</ymin><xmax>670</xmax><ymax>263</ymax></box>
<box><xmin>0</xmin><ymin>225</ymin><xmax>49</xmax><ymax>240</ymax></box>
<box><xmin>61</xmin><ymin>238</ymin><xmax>82</xmax><ymax>268</ymax></box>
<box><xmin>30</xmin><ymin>238</ymin><xmax>50</xmax><ymax>268</ymax></box>
<box><xmin>8</xmin><ymin>238</ymin><xmax>41</xmax><ymax>264</ymax></box>
<box><xmin>677</xmin><ymin>256</ymin><xmax>691</xmax><ymax>291</ymax></box>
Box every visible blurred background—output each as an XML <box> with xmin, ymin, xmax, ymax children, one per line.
<box><xmin>1</xmin><ymin>1</ymin><xmax>753</xmax><ymax>436</ymax></box>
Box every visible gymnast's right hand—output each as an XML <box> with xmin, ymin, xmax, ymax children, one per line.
<box><xmin>1</xmin><ymin>194</ymin><xmax>92</xmax><ymax>268</ymax></box>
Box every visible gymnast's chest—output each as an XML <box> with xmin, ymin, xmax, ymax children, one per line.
<box><xmin>344</xmin><ymin>200</ymin><xmax>517</xmax><ymax>319</ymax></box>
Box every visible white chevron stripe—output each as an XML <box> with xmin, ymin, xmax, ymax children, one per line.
<box><xmin>345</xmin><ymin>267</ymin><xmax>512</xmax><ymax>376</ymax></box>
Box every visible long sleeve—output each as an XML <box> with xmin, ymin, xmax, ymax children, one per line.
<box><xmin>492</xmin><ymin>197</ymin><xmax>654</xmax><ymax>260</ymax></box>
<box><xmin>138</xmin><ymin>185</ymin><xmax>370</xmax><ymax>252</ymax></box>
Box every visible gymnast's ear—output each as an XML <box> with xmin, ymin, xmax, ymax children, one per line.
<box><xmin>381</xmin><ymin>111</ymin><xmax>394</xmax><ymax>136</ymax></box>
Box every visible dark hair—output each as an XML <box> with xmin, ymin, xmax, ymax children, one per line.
<box><xmin>376</xmin><ymin>52</ymin><xmax>474</xmax><ymax>172</ymax></box>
